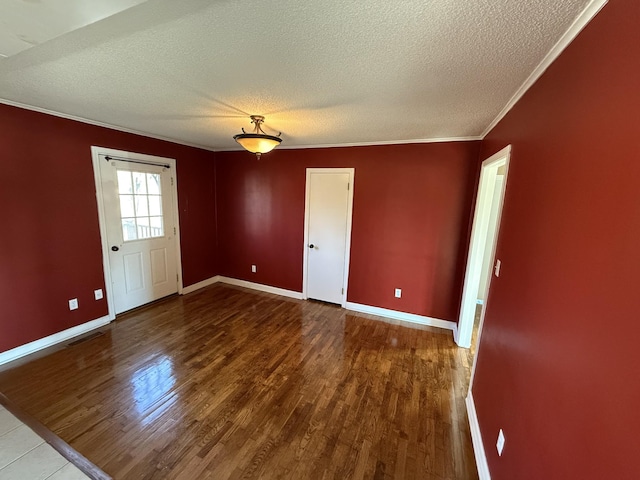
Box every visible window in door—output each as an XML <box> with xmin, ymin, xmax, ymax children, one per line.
<box><xmin>116</xmin><ymin>170</ymin><xmax>164</xmax><ymax>241</ymax></box>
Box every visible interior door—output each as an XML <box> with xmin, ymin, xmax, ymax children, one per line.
<box><xmin>100</xmin><ymin>158</ymin><xmax>178</xmax><ymax>314</ymax></box>
<box><xmin>305</xmin><ymin>171</ymin><xmax>351</xmax><ymax>304</ymax></box>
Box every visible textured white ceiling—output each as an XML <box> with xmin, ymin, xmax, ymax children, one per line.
<box><xmin>0</xmin><ymin>0</ymin><xmax>147</xmax><ymax>57</ymax></box>
<box><xmin>0</xmin><ymin>0</ymin><xmax>594</xmax><ymax>150</ymax></box>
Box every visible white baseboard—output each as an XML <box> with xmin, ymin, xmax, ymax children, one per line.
<box><xmin>218</xmin><ymin>276</ymin><xmax>304</xmax><ymax>300</ymax></box>
<box><xmin>344</xmin><ymin>302</ymin><xmax>457</xmax><ymax>332</ymax></box>
<box><xmin>183</xmin><ymin>278</ymin><xmax>456</xmax><ymax>335</ymax></box>
<box><xmin>466</xmin><ymin>391</ymin><xmax>491</xmax><ymax>480</ymax></box>
<box><xmin>180</xmin><ymin>274</ymin><xmax>304</xmax><ymax>300</ymax></box>
<box><xmin>0</xmin><ymin>316</ymin><xmax>111</xmax><ymax>366</ymax></box>
<box><xmin>182</xmin><ymin>275</ymin><xmax>221</xmax><ymax>295</ymax></box>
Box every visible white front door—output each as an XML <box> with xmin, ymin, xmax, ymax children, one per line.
<box><xmin>304</xmin><ymin>169</ymin><xmax>354</xmax><ymax>304</ymax></box>
<box><xmin>99</xmin><ymin>156</ymin><xmax>178</xmax><ymax>314</ymax></box>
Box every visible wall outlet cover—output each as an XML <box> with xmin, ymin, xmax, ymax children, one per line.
<box><xmin>94</xmin><ymin>289</ymin><xmax>104</xmax><ymax>300</ymax></box>
<box><xmin>68</xmin><ymin>298</ymin><xmax>79</xmax><ymax>310</ymax></box>
<box><xmin>394</xmin><ymin>288</ymin><xmax>402</xmax><ymax>298</ymax></box>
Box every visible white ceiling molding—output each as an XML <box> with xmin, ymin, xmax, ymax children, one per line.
<box><xmin>2</xmin><ymin>97</ymin><xmax>480</xmax><ymax>152</ymax></box>
<box><xmin>219</xmin><ymin>136</ymin><xmax>484</xmax><ymax>152</ymax></box>
<box><xmin>0</xmin><ymin>1</ymin><xmax>602</xmax><ymax>150</ymax></box>
<box><xmin>481</xmin><ymin>0</ymin><xmax>608</xmax><ymax>138</ymax></box>
<box><xmin>0</xmin><ymin>97</ymin><xmax>216</xmax><ymax>152</ymax></box>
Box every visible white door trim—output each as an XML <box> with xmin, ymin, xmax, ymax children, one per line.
<box><xmin>302</xmin><ymin>168</ymin><xmax>355</xmax><ymax>307</ymax></box>
<box><xmin>456</xmin><ymin>145</ymin><xmax>511</xmax><ymax>349</ymax></box>
<box><xmin>91</xmin><ymin>146</ymin><xmax>183</xmax><ymax>320</ymax></box>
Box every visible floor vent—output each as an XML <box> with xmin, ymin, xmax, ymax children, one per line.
<box><xmin>67</xmin><ymin>331</ymin><xmax>104</xmax><ymax>346</ymax></box>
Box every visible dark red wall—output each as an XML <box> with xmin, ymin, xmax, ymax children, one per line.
<box><xmin>0</xmin><ymin>104</ymin><xmax>217</xmax><ymax>353</ymax></box>
<box><xmin>216</xmin><ymin>142</ymin><xmax>480</xmax><ymax>321</ymax></box>
<box><xmin>472</xmin><ymin>1</ymin><xmax>640</xmax><ymax>478</ymax></box>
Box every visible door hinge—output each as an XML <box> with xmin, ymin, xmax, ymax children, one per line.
<box><xmin>176</xmin><ymin>273</ymin><xmax>179</xmax><ymax>282</ymax></box>
<box><xmin>347</xmin><ymin>183</ymin><xmax>350</xmax><ymax>191</ymax></box>
<box><xmin>342</xmin><ymin>288</ymin><xmax>344</xmax><ymax>294</ymax></box>
<box><xmin>174</xmin><ymin>227</ymin><xmax>176</xmax><ymax>235</ymax></box>
<box><xmin>171</xmin><ymin>177</ymin><xmax>174</xmax><ymax>186</ymax></box>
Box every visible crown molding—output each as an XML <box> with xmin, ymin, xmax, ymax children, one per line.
<box><xmin>216</xmin><ymin>135</ymin><xmax>482</xmax><ymax>152</ymax></box>
<box><xmin>481</xmin><ymin>0</ymin><xmax>608</xmax><ymax>138</ymax></box>
<box><xmin>2</xmin><ymin>0</ymin><xmax>608</xmax><ymax>153</ymax></box>
<box><xmin>2</xmin><ymin>97</ymin><xmax>480</xmax><ymax>152</ymax></box>
<box><xmin>0</xmin><ymin>98</ymin><xmax>217</xmax><ymax>152</ymax></box>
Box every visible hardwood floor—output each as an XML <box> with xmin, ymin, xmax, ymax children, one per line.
<box><xmin>0</xmin><ymin>284</ymin><xmax>478</xmax><ymax>479</ymax></box>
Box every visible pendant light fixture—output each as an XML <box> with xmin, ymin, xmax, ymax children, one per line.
<box><xmin>233</xmin><ymin>115</ymin><xmax>282</xmax><ymax>159</ymax></box>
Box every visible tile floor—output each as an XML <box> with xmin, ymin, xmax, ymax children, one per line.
<box><xmin>0</xmin><ymin>406</ymin><xmax>89</xmax><ymax>480</ymax></box>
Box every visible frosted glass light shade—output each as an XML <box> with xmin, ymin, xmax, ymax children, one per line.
<box><xmin>233</xmin><ymin>115</ymin><xmax>282</xmax><ymax>157</ymax></box>
<box><xmin>234</xmin><ymin>133</ymin><xmax>282</xmax><ymax>154</ymax></box>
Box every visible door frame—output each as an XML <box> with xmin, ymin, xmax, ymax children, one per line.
<box><xmin>302</xmin><ymin>168</ymin><xmax>355</xmax><ymax>307</ymax></box>
<box><xmin>91</xmin><ymin>146</ymin><xmax>183</xmax><ymax>320</ymax></box>
<box><xmin>455</xmin><ymin>145</ymin><xmax>511</xmax><ymax>348</ymax></box>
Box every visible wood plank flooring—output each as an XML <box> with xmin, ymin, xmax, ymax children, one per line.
<box><xmin>0</xmin><ymin>284</ymin><xmax>478</xmax><ymax>479</ymax></box>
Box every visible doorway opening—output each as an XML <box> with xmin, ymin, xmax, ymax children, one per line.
<box><xmin>91</xmin><ymin>146</ymin><xmax>183</xmax><ymax>319</ymax></box>
<box><xmin>302</xmin><ymin>168</ymin><xmax>355</xmax><ymax>306</ymax></box>
<box><xmin>456</xmin><ymin>145</ymin><xmax>511</xmax><ymax>349</ymax></box>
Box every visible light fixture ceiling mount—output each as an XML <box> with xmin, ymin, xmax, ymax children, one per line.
<box><xmin>233</xmin><ymin>115</ymin><xmax>282</xmax><ymax>159</ymax></box>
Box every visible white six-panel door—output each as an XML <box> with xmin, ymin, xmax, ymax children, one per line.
<box><xmin>303</xmin><ymin>169</ymin><xmax>354</xmax><ymax>305</ymax></box>
<box><xmin>97</xmin><ymin>154</ymin><xmax>178</xmax><ymax>314</ymax></box>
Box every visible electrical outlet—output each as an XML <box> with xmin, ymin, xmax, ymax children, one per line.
<box><xmin>496</xmin><ymin>429</ymin><xmax>505</xmax><ymax>456</ymax></box>
<box><xmin>251</xmin><ymin>265</ymin><xmax>257</xmax><ymax>273</ymax></box>
<box><xmin>94</xmin><ymin>289</ymin><xmax>104</xmax><ymax>300</ymax></box>
<box><xmin>494</xmin><ymin>259</ymin><xmax>502</xmax><ymax>277</ymax></box>
<box><xmin>394</xmin><ymin>288</ymin><xmax>402</xmax><ymax>298</ymax></box>
<box><xmin>68</xmin><ymin>298</ymin><xmax>79</xmax><ymax>310</ymax></box>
